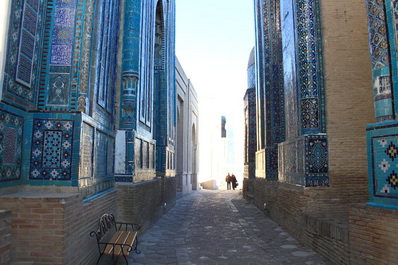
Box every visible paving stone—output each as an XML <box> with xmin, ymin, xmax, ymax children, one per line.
<box><xmin>106</xmin><ymin>189</ymin><xmax>332</xmax><ymax>265</ymax></box>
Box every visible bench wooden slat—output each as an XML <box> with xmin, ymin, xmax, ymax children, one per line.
<box><xmin>103</xmin><ymin>231</ymin><xmax>137</xmax><ymax>256</ymax></box>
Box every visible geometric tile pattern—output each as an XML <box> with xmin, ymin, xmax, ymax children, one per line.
<box><xmin>296</xmin><ymin>0</ymin><xmax>325</xmax><ymax>133</ymax></box>
<box><xmin>371</xmin><ymin>135</ymin><xmax>398</xmax><ymax>199</ymax></box>
<box><xmin>151</xmin><ymin>0</ymin><xmax>176</xmax><ymax>176</ymax></box>
<box><xmin>305</xmin><ymin>134</ymin><xmax>329</xmax><ymax>186</ymax></box>
<box><xmin>30</xmin><ymin>119</ymin><xmax>73</xmax><ymax>180</ymax></box>
<box><xmin>244</xmin><ymin>86</ymin><xmax>256</xmax><ymax>178</ymax></box>
<box><xmin>256</xmin><ymin>0</ymin><xmax>285</xmax><ymax>180</ymax></box>
<box><xmin>0</xmin><ymin>111</ymin><xmax>23</xmax><ymax>182</ymax></box>
<box><xmin>269</xmin><ymin>0</ymin><xmax>285</xmax><ymax>147</ymax></box>
<box><xmin>16</xmin><ymin>0</ymin><xmax>39</xmax><ymax>87</ymax></box>
<box><xmin>258</xmin><ymin>0</ymin><xmax>270</xmax><ymax>151</ymax></box>
<box><xmin>301</xmin><ymin>98</ymin><xmax>319</xmax><ymax>129</ymax></box>
<box><xmin>42</xmin><ymin>130</ymin><xmax>63</xmax><ymax>168</ymax></box>
<box><xmin>2</xmin><ymin>0</ymin><xmax>43</xmax><ymax>109</ymax></box>
<box><xmin>366</xmin><ymin>0</ymin><xmax>394</xmax><ymax>122</ymax></box>
<box><xmin>50</xmin><ymin>0</ymin><xmax>76</xmax><ymax>66</ymax></box>
<box><xmin>366</xmin><ymin>0</ymin><xmax>390</xmax><ymax>70</ymax></box>
<box><xmin>121</xmin><ymin>0</ymin><xmax>140</xmax><ymax>129</ymax></box>
<box><xmin>266</xmin><ymin>147</ymin><xmax>279</xmax><ymax>180</ymax></box>
<box><xmin>281</xmin><ymin>0</ymin><xmax>300</xmax><ymax>140</ymax></box>
<box><xmin>389</xmin><ymin>0</ymin><xmax>398</xmax><ymax>117</ymax></box>
<box><xmin>254</xmin><ymin>0</ymin><xmax>266</xmax><ymax>150</ymax></box>
<box><xmin>36</xmin><ymin>0</ymin><xmax>82</xmax><ymax>111</ymax></box>
<box><xmin>45</xmin><ymin>0</ymin><xmax>77</xmax><ymax>108</ymax></box>
<box><xmin>392</xmin><ymin>0</ymin><xmax>398</xmax><ymax>50</ymax></box>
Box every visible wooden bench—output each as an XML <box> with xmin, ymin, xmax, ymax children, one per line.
<box><xmin>90</xmin><ymin>213</ymin><xmax>141</xmax><ymax>264</ymax></box>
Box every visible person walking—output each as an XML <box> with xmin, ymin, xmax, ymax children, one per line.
<box><xmin>225</xmin><ymin>173</ymin><xmax>231</xmax><ymax>190</ymax></box>
<box><xmin>231</xmin><ymin>173</ymin><xmax>238</xmax><ymax>190</ymax></box>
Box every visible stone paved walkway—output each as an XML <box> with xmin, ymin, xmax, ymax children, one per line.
<box><xmin>102</xmin><ymin>189</ymin><xmax>331</xmax><ymax>265</ymax></box>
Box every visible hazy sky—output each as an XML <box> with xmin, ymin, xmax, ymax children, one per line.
<box><xmin>175</xmin><ymin>0</ymin><xmax>255</xmax><ymax>111</ymax></box>
<box><xmin>175</xmin><ymin>0</ymin><xmax>255</xmax><ymax>179</ymax></box>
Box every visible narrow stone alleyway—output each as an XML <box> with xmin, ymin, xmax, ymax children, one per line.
<box><xmin>102</xmin><ymin>190</ymin><xmax>331</xmax><ymax>265</ymax></box>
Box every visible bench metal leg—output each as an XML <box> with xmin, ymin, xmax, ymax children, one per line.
<box><xmin>123</xmin><ymin>255</ymin><xmax>129</xmax><ymax>265</ymax></box>
<box><xmin>111</xmin><ymin>254</ymin><xmax>120</xmax><ymax>265</ymax></box>
<box><xmin>96</xmin><ymin>253</ymin><xmax>103</xmax><ymax>265</ymax></box>
<box><xmin>134</xmin><ymin>238</ymin><xmax>141</xmax><ymax>254</ymax></box>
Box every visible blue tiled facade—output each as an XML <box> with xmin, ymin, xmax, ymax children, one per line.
<box><xmin>366</xmin><ymin>0</ymin><xmax>394</xmax><ymax>122</ymax></box>
<box><xmin>0</xmin><ymin>0</ymin><xmax>176</xmax><ymax>198</ymax></box>
<box><xmin>254</xmin><ymin>0</ymin><xmax>286</xmax><ymax>180</ymax></box>
<box><xmin>244</xmin><ymin>49</ymin><xmax>257</xmax><ymax>180</ymax></box>
<box><xmin>367</xmin><ymin>121</ymin><xmax>398</xmax><ymax>205</ymax></box>
<box><xmin>30</xmin><ymin>119</ymin><xmax>74</xmax><ymax>181</ymax></box>
<box><xmin>0</xmin><ymin>109</ymin><xmax>23</xmax><ymax>183</ymax></box>
<box><xmin>115</xmin><ymin>0</ymin><xmax>176</xmax><ymax>182</ymax></box>
<box><xmin>255</xmin><ymin>0</ymin><xmax>328</xmax><ymax>186</ymax></box>
<box><xmin>365</xmin><ymin>0</ymin><xmax>398</xmax><ymax>207</ymax></box>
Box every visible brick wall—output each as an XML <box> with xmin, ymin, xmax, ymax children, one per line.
<box><xmin>117</xmin><ymin>177</ymin><xmax>176</xmax><ymax>234</ymax></box>
<box><xmin>0</xmin><ymin>178</ymin><xmax>176</xmax><ymax>265</ymax></box>
<box><xmin>321</xmin><ymin>0</ymin><xmax>373</xmax><ymax>201</ymax></box>
<box><xmin>0</xmin><ymin>194</ymin><xmax>70</xmax><ymax>264</ymax></box>
<box><xmin>70</xmin><ymin>189</ymin><xmax>118</xmax><ymax>265</ymax></box>
<box><xmin>0</xmin><ymin>189</ymin><xmax>117</xmax><ymax>265</ymax></box>
<box><xmin>251</xmin><ymin>1</ymin><xmax>373</xmax><ymax>262</ymax></box>
<box><xmin>302</xmin><ymin>214</ymin><xmax>349</xmax><ymax>264</ymax></box>
<box><xmin>0</xmin><ymin>210</ymin><xmax>11</xmax><ymax>265</ymax></box>
<box><xmin>349</xmin><ymin>204</ymin><xmax>398</xmax><ymax>265</ymax></box>
<box><xmin>163</xmin><ymin>177</ymin><xmax>177</xmax><ymax>211</ymax></box>
<box><xmin>253</xmin><ymin>179</ymin><xmax>350</xmax><ymax>265</ymax></box>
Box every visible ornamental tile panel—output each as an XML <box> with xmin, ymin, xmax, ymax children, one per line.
<box><xmin>0</xmin><ymin>111</ymin><xmax>23</xmax><ymax>182</ymax></box>
<box><xmin>16</xmin><ymin>0</ymin><xmax>39</xmax><ymax>87</ymax></box>
<box><xmin>305</xmin><ymin>134</ymin><xmax>329</xmax><ymax>186</ymax></box>
<box><xmin>79</xmin><ymin>122</ymin><xmax>93</xmax><ymax>181</ymax></box>
<box><xmin>367</xmin><ymin>0</ymin><xmax>390</xmax><ymax>69</ymax></box>
<box><xmin>2</xmin><ymin>0</ymin><xmax>43</xmax><ymax>108</ymax></box>
<box><xmin>372</xmin><ymin>135</ymin><xmax>398</xmax><ymax>198</ymax></box>
<box><xmin>296</xmin><ymin>0</ymin><xmax>325</xmax><ymax>133</ymax></box>
<box><xmin>30</xmin><ymin>119</ymin><xmax>74</xmax><ymax>180</ymax></box>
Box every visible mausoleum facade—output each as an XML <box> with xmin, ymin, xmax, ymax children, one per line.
<box><xmin>245</xmin><ymin>0</ymin><xmax>398</xmax><ymax>264</ymax></box>
<box><xmin>0</xmin><ymin>0</ymin><xmax>186</xmax><ymax>264</ymax></box>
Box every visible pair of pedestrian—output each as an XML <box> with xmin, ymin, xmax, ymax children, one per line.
<box><xmin>225</xmin><ymin>173</ymin><xmax>238</xmax><ymax>190</ymax></box>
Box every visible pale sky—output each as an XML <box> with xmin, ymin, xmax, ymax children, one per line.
<box><xmin>175</xmin><ymin>0</ymin><xmax>255</xmax><ymax>180</ymax></box>
<box><xmin>176</xmin><ymin>0</ymin><xmax>255</xmax><ymax>104</ymax></box>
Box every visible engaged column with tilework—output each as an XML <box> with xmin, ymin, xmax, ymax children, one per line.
<box><xmin>115</xmin><ymin>0</ymin><xmax>141</xmax><ymax>182</ymax></box>
<box><xmin>278</xmin><ymin>0</ymin><xmax>328</xmax><ymax>187</ymax></box>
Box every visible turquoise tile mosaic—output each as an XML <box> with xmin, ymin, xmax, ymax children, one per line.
<box><xmin>2</xmin><ymin>0</ymin><xmax>44</xmax><ymax>109</ymax></box>
<box><xmin>305</xmin><ymin>134</ymin><xmax>328</xmax><ymax>186</ymax></box>
<box><xmin>0</xmin><ymin>110</ymin><xmax>24</xmax><ymax>182</ymax></box>
<box><xmin>279</xmin><ymin>134</ymin><xmax>328</xmax><ymax>187</ymax></box>
<box><xmin>366</xmin><ymin>0</ymin><xmax>394</xmax><ymax>122</ymax></box>
<box><xmin>367</xmin><ymin>121</ymin><xmax>398</xmax><ymax>205</ymax></box>
<box><xmin>255</xmin><ymin>0</ymin><xmax>285</xmax><ymax>180</ymax></box>
<box><xmin>30</xmin><ymin>119</ymin><xmax>74</xmax><ymax>181</ymax></box>
<box><xmin>296</xmin><ymin>0</ymin><xmax>326</xmax><ymax>134</ymax></box>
